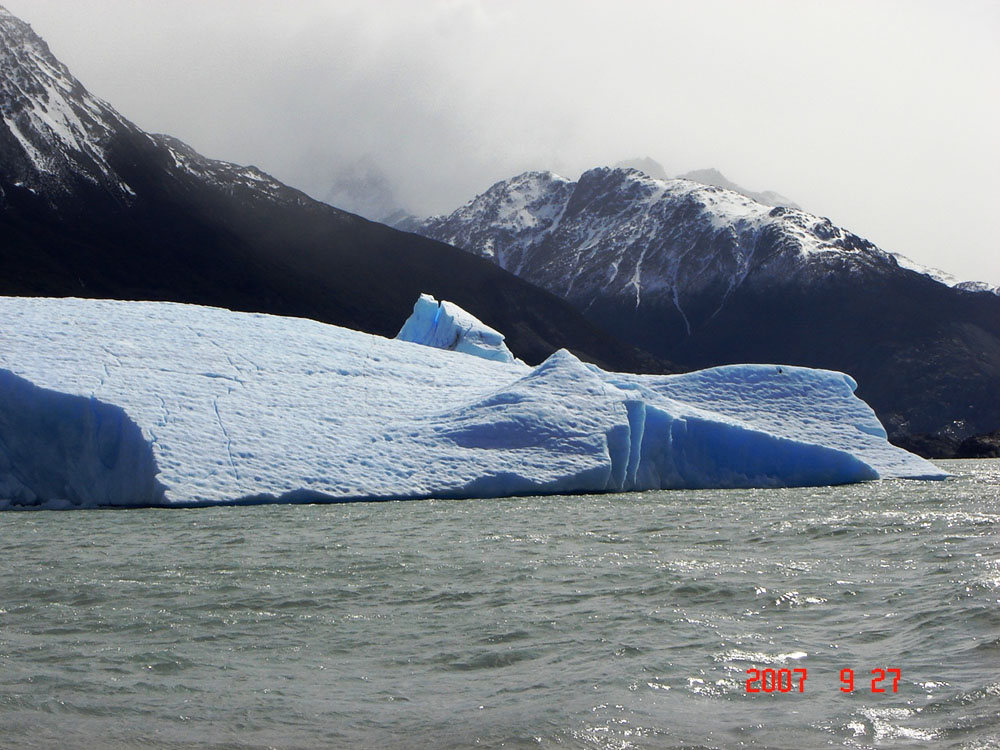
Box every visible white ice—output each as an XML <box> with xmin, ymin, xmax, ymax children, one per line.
<box><xmin>395</xmin><ymin>293</ymin><xmax>522</xmax><ymax>364</ymax></box>
<box><xmin>0</xmin><ymin>296</ymin><xmax>946</xmax><ymax>509</ymax></box>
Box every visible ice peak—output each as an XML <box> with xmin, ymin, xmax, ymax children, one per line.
<box><xmin>395</xmin><ymin>294</ymin><xmax>524</xmax><ymax>365</ymax></box>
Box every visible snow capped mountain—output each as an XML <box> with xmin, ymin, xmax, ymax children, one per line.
<box><xmin>420</xmin><ymin>170</ymin><xmax>575</xmax><ymax>269</ymax></box>
<box><xmin>0</xmin><ymin>5</ymin><xmax>664</xmax><ymax>374</ymax></box>
<box><xmin>0</xmin><ymin>7</ymin><xmax>304</xmax><ymax>211</ymax></box>
<box><xmin>414</xmin><ymin>166</ymin><xmax>1000</xmax><ymax>448</ymax></box>
<box><xmin>420</xmin><ymin>167</ymin><xmax>891</xmax><ymax>341</ymax></box>
<box><xmin>0</xmin><ymin>7</ymin><xmax>134</xmax><ymax>199</ymax></box>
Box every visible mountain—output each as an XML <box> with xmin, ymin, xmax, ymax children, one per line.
<box><xmin>676</xmin><ymin>167</ymin><xmax>800</xmax><ymax>209</ymax></box>
<box><xmin>414</xmin><ymin>167</ymin><xmax>1000</xmax><ymax>451</ymax></box>
<box><xmin>0</xmin><ymin>7</ymin><xmax>666</xmax><ymax>372</ymax></box>
<box><xmin>890</xmin><ymin>253</ymin><xmax>1000</xmax><ymax>297</ymax></box>
<box><xmin>614</xmin><ymin>159</ymin><xmax>799</xmax><ymax>208</ymax></box>
<box><xmin>614</xmin><ymin>157</ymin><xmax>669</xmax><ymax>180</ymax></box>
<box><xmin>319</xmin><ymin>154</ymin><xmax>417</xmax><ymax>225</ymax></box>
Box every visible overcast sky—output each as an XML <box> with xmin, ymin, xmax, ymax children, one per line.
<box><xmin>6</xmin><ymin>0</ymin><xmax>999</xmax><ymax>285</ymax></box>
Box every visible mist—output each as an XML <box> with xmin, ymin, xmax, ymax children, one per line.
<box><xmin>5</xmin><ymin>0</ymin><xmax>999</xmax><ymax>285</ymax></box>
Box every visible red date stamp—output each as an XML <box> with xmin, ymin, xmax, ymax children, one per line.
<box><xmin>745</xmin><ymin>668</ymin><xmax>901</xmax><ymax>693</ymax></box>
<box><xmin>746</xmin><ymin>667</ymin><xmax>808</xmax><ymax>692</ymax></box>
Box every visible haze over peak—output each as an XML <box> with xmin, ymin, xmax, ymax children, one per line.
<box><xmin>2</xmin><ymin>1</ymin><xmax>994</xmax><ymax>286</ymax></box>
<box><xmin>676</xmin><ymin>168</ymin><xmax>800</xmax><ymax>209</ymax></box>
<box><xmin>0</xmin><ymin>3</ymin><xmax>657</xmax><ymax>373</ymax></box>
<box><xmin>613</xmin><ymin>157</ymin><xmax>669</xmax><ymax>180</ymax></box>
<box><xmin>318</xmin><ymin>155</ymin><xmax>410</xmax><ymax>224</ymax></box>
<box><xmin>614</xmin><ymin>158</ymin><xmax>799</xmax><ymax>209</ymax></box>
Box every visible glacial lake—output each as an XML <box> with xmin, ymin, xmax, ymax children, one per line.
<box><xmin>1</xmin><ymin>459</ymin><xmax>997</xmax><ymax>749</ymax></box>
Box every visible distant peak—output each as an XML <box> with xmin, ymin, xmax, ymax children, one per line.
<box><xmin>489</xmin><ymin>170</ymin><xmax>571</xmax><ymax>195</ymax></box>
<box><xmin>678</xmin><ymin>168</ymin><xmax>736</xmax><ymax>189</ymax></box>
<box><xmin>614</xmin><ymin>157</ymin><xmax>668</xmax><ymax>180</ymax></box>
<box><xmin>511</xmin><ymin>169</ymin><xmax>569</xmax><ymax>182</ymax></box>
<box><xmin>680</xmin><ymin>167</ymin><xmax>727</xmax><ymax>182</ymax></box>
<box><xmin>678</xmin><ymin>168</ymin><xmax>799</xmax><ymax>209</ymax></box>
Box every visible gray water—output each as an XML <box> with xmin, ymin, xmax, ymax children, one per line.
<box><xmin>1</xmin><ymin>459</ymin><xmax>998</xmax><ymax>750</ymax></box>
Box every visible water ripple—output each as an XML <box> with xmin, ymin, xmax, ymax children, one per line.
<box><xmin>0</xmin><ymin>458</ymin><xmax>996</xmax><ymax>749</ymax></box>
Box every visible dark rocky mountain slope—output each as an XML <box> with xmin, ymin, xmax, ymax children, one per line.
<box><xmin>0</xmin><ymin>7</ymin><xmax>665</xmax><ymax>372</ymax></box>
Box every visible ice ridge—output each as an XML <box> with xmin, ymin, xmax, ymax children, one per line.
<box><xmin>0</xmin><ymin>297</ymin><xmax>946</xmax><ymax>510</ymax></box>
<box><xmin>395</xmin><ymin>293</ymin><xmax>522</xmax><ymax>364</ymax></box>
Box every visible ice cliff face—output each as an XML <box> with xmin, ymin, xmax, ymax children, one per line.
<box><xmin>0</xmin><ymin>369</ymin><xmax>165</xmax><ymax>507</ymax></box>
<box><xmin>0</xmin><ymin>297</ymin><xmax>942</xmax><ymax>510</ymax></box>
<box><xmin>396</xmin><ymin>294</ymin><xmax>522</xmax><ymax>365</ymax></box>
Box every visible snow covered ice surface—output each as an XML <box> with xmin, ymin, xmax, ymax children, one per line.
<box><xmin>395</xmin><ymin>293</ymin><xmax>523</xmax><ymax>364</ymax></box>
<box><xmin>0</xmin><ymin>297</ymin><xmax>945</xmax><ymax>510</ymax></box>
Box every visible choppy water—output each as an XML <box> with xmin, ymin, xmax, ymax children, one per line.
<box><xmin>1</xmin><ymin>459</ymin><xmax>998</xmax><ymax>749</ymax></box>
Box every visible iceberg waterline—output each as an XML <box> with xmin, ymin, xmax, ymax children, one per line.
<box><xmin>0</xmin><ymin>297</ymin><xmax>945</xmax><ymax>509</ymax></box>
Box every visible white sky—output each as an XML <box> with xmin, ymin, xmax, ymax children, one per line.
<box><xmin>5</xmin><ymin>0</ymin><xmax>999</xmax><ymax>285</ymax></box>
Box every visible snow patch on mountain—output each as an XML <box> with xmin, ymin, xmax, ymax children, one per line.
<box><xmin>0</xmin><ymin>7</ymin><xmax>135</xmax><ymax>197</ymax></box>
<box><xmin>421</xmin><ymin>171</ymin><xmax>574</xmax><ymax>270</ymax></box>
<box><xmin>891</xmin><ymin>253</ymin><xmax>999</xmax><ymax>296</ymax></box>
<box><xmin>154</xmin><ymin>134</ymin><xmax>313</xmax><ymax>207</ymax></box>
<box><xmin>413</xmin><ymin>166</ymin><xmax>999</xmax><ymax>337</ymax></box>
<box><xmin>0</xmin><ymin>297</ymin><xmax>942</xmax><ymax>509</ymax></box>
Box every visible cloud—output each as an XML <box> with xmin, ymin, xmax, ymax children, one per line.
<box><xmin>4</xmin><ymin>0</ymin><xmax>1000</xmax><ymax>284</ymax></box>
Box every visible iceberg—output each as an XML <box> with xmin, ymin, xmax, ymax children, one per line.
<box><xmin>0</xmin><ymin>296</ymin><xmax>945</xmax><ymax>510</ymax></box>
<box><xmin>395</xmin><ymin>293</ymin><xmax>522</xmax><ymax>364</ymax></box>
